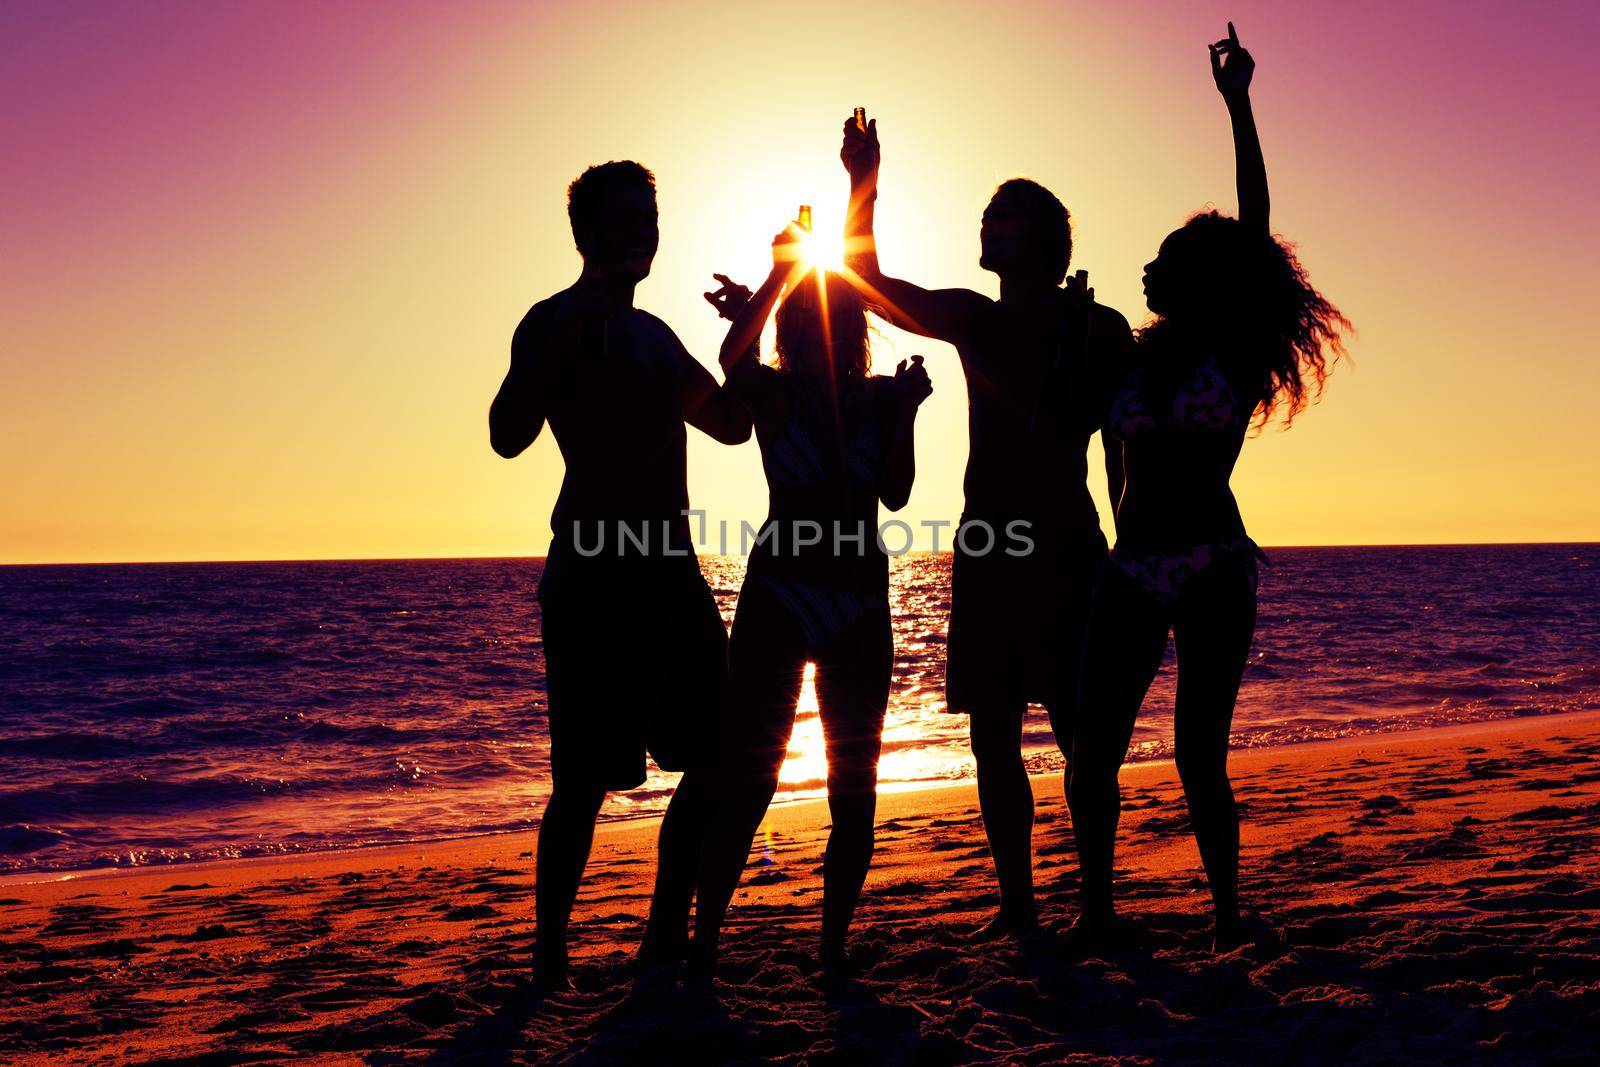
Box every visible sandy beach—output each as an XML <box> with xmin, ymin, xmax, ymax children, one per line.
<box><xmin>5</xmin><ymin>712</ymin><xmax>1599</xmax><ymax>1064</ymax></box>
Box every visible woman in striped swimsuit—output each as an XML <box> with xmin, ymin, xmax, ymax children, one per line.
<box><xmin>686</xmin><ymin>226</ymin><xmax>931</xmax><ymax>978</ymax></box>
<box><xmin>1069</xmin><ymin>24</ymin><xmax>1350</xmax><ymax>950</ymax></box>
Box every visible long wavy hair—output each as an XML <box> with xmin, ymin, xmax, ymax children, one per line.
<box><xmin>1140</xmin><ymin>210</ymin><xmax>1349</xmax><ymax>428</ymax></box>
<box><xmin>774</xmin><ymin>269</ymin><xmax>872</xmax><ymax>382</ymax></box>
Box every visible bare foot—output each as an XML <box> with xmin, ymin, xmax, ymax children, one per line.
<box><xmin>820</xmin><ymin>944</ymin><xmax>865</xmax><ymax>979</ymax></box>
<box><xmin>532</xmin><ymin>963</ymin><xmax>573</xmax><ymax>995</ymax></box>
<box><xmin>1213</xmin><ymin>912</ymin><xmax>1274</xmax><ymax>953</ymax></box>
<box><xmin>973</xmin><ymin>907</ymin><xmax>1040</xmax><ymax>942</ymax></box>
<box><xmin>533</xmin><ymin>940</ymin><xmax>573</xmax><ymax>993</ymax></box>
<box><xmin>685</xmin><ymin>939</ymin><xmax>718</xmax><ymax>982</ymax></box>
<box><xmin>636</xmin><ymin>932</ymin><xmax>688</xmax><ymax>968</ymax></box>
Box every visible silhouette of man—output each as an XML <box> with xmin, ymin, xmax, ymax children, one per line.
<box><xmin>490</xmin><ymin>160</ymin><xmax>752</xmax><ymax>987</ymax></box>
<box><xmin>841</xmin><ymin>115</ymin><xmax>1134</xmax><ymax>935</ymax></box>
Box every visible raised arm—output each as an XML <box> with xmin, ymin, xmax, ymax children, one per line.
<box><xmin>489</xmin><ymin>289</ymin><xmax>603</xmax><ymax>458</ymax></box>
<box><xmin>717</xmin><ymin>228</ymin><xmax>801</xmax><ymax>377</ymax></box>
<box><xmin>841</xmin><ymin>113</ymin><xmax>985</xmax><ymax>345</ymax></box>
<box><xmin>1210</xmin><ymin>23</ymin><xmax>1268</xmax><ymax>237</ymax></box>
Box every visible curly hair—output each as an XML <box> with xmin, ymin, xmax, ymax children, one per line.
<box><xmin>773</xmin><ymin>269</ymin><xmax>872</xmax><ymax>381</ymax></box>
<box><xmin>1140</xmin><ymin>210</ymin><xmax>1349</xmax><ymax>428</ymax></box>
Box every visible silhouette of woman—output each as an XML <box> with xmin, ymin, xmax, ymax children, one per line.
<box><xmin>1069</xmin><ymin>24</ymin><xmax>1349</xmax><ymax>950</ymax></box>
<box><xmin>683</xmin><ymin>226</ymin><xmax>931</xmax><ymax>978</ymax></box>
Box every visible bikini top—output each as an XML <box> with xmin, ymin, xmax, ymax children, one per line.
<box><xmin>731</xmin><ymin>362</ymin><xmax>886</xmax><ymax>500</ymax></box>
<box><xmin>1104</xmin><ymin>356</ymin><xmax>1249</xmax><ymax>438</ymax></box>
<box><xmin>765</xmin><ymin>387</ymin><xmax>882</xmax><ymax>493</ymax></box>
<box><xmin>735</xmin><ymin>365</ymin><xmax>890</xmax><ymax>584</ymax></box>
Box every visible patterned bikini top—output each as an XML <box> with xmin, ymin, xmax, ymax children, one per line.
<box><xmin>763</xmin><ymin>386</ymin><xmax>883</xmax><ymax>493</ymax></box>
<box><xmin>728</xmin><ymin>361</ymin><xmax>886</xmax><ymax>495</ymax></box>
<box><xmin>1104</xmin><ymin>356</ymin><xmax>1249</xmax><ymax>438</ymax></box>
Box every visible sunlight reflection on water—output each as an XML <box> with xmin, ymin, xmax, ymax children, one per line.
<box><xmin>3</xmin><ymin>545</ymin><xmax>1597</xmax><ymax>872</ymax></box>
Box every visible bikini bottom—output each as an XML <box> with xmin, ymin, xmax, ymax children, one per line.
<box><xmin>1106</xmin><ymin>538</ymin><xmax>1268</xmax><ymax>606</ymax></box>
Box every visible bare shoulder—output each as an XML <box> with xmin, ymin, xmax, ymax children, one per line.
<box><xmin>633</xmin><ymin>308</ymin><xmax>690</xmax><ymax>349</ymax></box>
<box><xmin>941</xmin><ymin>288</ymin><xmax>998</xmax><ymax>353</ymax></box>
<box><xmin>512</xmin><ymin>293</ymin><xmax>563</xmax><ymax>347</ymax></box>
<box><xmin>1089</xmin><ymin>301</ymin><xmax>1134</xmax><ymax>337</ymax></box>
<box><xmin>946</xmin><ymin>287</ymin><xmax>996</xmax><ymax>318</ymax></box>
<box><xmin>636</xmin><ymin>309</ymin><xmax>717</xmax><ymax>391</ymax></box>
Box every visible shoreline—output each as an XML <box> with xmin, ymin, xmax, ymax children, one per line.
<box><xmin>4</xmin><ymin>707</ymin><xmax>1592</xmax><ymax>892</ymax></box>
<box><xmin>5</xmin><ymin>707</ymin><xmax>1598</xmax><ymax>1062</ymax></box>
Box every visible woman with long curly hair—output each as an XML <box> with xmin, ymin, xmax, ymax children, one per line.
<box><xmin>654</xmin><ymin>221</ymin><xmax>932</xmax><ymax>978</ymax></box>
<box><xmin>1069</xmin><ymin>23</ymin><xmax>1350</xmax><ymax>950</ymax></box>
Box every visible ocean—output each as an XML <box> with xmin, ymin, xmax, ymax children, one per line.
<box><xmin>2</xmin><ymin>545</ymin><xmax>1596</xmax><ymax>875</ymax></box>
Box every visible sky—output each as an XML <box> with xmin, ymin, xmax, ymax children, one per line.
<box><xmin>3</xmin><ymin>0</ymin><xmax>1598</xmax><ymax>563</ymax></box>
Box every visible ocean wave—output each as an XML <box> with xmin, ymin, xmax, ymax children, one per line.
<box><xmin>0</xmin><ymin>731</ymin><xmax>141</xmax><ymax>760</ymax></box>
<box><xmin>2</xmin><ymin>546</ymin><xmax>1596</xmax><ymax>876</ymax></box>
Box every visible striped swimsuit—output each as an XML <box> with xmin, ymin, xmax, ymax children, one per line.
<box><xmin>734</xmin><ymin>364</ymin><xmax>891</xmax><ymax>651</ymax></box>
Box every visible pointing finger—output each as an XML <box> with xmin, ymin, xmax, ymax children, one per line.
<box><xmin>1228</xmin><ymin>21</ymin><xmax>1238</xmax><ymax>45</ymax></box>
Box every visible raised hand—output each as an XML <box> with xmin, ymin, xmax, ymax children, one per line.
<box><xmin>840</xmin><ymin>111</ymin><xmax>880</xmax><ymax>186</ymax></box>
<box><xmin>893</xmin><ymin>355</ymin><xmax>933</xmax><ymax>408</ymax></box>
<box><xmin>1061</xmin><ymin>269</ymin><xmax>1094</xmax><ymax>316</ymax></box>
<box><xmin>703</xmin><ymin>273</ymin><xmax>752</xmax><ymax>322</ymax></box>
<box><xmin>772</xmin><ymin>224</ymin><xmax>804</xmax><ymax>270</ymax></box>
<box><xmin>1209</xmin><ymin>22</ymin><xmax>1254</xmax><ymax>100</ymax></box>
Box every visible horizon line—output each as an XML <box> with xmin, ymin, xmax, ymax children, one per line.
<box><xmin>2</xmin><ymin>540</ymin><xmax>1596</xmax><ymax>568</ymax></box>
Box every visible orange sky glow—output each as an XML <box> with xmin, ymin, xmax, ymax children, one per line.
<box><xmin>3</xmin><ymin>0</ymin><xmax>1598</xmax><ymax>563</ymax></box>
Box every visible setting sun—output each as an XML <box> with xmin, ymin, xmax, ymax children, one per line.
<box><xmin>6</xmin><ymin>4</ymin><xmax>1600</xmax><ymax>1061</ymax></box>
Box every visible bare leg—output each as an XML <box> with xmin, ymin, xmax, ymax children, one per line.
<box><xmin>815</xmin><ymin>611</ymin><xmax>891</xmax><ymax>970</ymax></box>
<box><xmin>689</xmin><ymin>776</ymin><xmax>783</xmax><ymax>976</ymax></box>
<box><xmin>1068</xmin><ymin>576</ymin><xmax>1168</xmax><ymax>929</ymax></box>
<box><xmin>688</xmin><ymin>587</ymin><xmax>804</xmax><ymax>977</ymax></box>
<box><xmin>640</xmin><ymin>768</ymin><xmax>710</xmax><ymax>964</ymax></box>
<box><xmin>819</xmin><ymin>786</ymin><xmax>877</xmax><ymax>969</ymax></box>
<box><xmin>534</xmin><ymin>781</ymin><xmax>608</xmax><ymax>987</ymax></box>
<box><xmin>1171</xmin><ymin>560</ymin><xmax>1257</xmax><ymax>948</ymax></box>
<box><xmin>1043</xmin><ymin>541</ymin><xmax>1102</xmax><ymax>874</ymax></box>
<box><xmin>641</xmin><ymin>567</ymin><xmax>734</xmax><ymax>964</ymax></box>
<box><xmin>969</xmin><ymin>702</ymin><xmax>1037</xmax><ymax>931</ymax></box>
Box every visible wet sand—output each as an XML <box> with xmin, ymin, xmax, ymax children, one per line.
<box><xmin>4</xmin><ymin>713</ymin><xmax>1599</xmax><ymax>1064</ymax></box>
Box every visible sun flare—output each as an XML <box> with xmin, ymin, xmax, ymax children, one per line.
<box><xmin>797</xmin><ymin>225</ymin><xmax>846</xmax><ymax>271</ymax></box>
